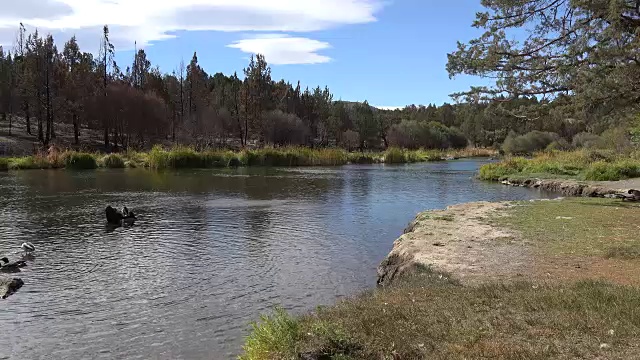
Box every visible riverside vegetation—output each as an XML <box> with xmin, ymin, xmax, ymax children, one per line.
<box><xmin>479</xmin><ymin>150</ymin><xmax>640</xmax><ymax>182</ymax></box>
<box><xmin>0</xmin><ymin>146</ymin><xmax>496</xmax><ymax>171</ymax></box>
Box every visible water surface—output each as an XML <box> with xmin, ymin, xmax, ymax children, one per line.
<box><xmin>0</xmin><ymin>160</ymin><xmax>553</xmax><ymax>359</ymax></box>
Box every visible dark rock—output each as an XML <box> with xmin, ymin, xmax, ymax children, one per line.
<box><xmin>105</xmin><ymin>205</ymin><xmax>123</xmax><ymax>225</ymax></box>
<box><xmin>106</xmin><ymin>205</ymin><xmax>136</xmax><ymax>226</ymax></box>
<box><xmin>0</xmin><ymin>277</ymin><xmax>24</xmax><ymax>299</ymax></box>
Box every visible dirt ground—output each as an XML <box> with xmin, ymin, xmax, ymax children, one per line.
<box><xmin>378</xmin><ymin>198</ymin><xmax>640</xmax><ymax>286</ymax></box>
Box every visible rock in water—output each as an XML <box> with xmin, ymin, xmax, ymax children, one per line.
<box><xmin>105</xmin><ymin>205</ymin><xmax>123</xmax><ymax>225</ymax></box>
<box><xmin>0</xmin><ymin>276</ymin><xmax>24</xmax><ymax>299</ymax></box>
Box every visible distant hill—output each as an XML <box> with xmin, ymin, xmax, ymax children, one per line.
<box><xmin>333</xmin><ymin>100</ymin><xmax>384</xmax><ymax>112</ymax></box>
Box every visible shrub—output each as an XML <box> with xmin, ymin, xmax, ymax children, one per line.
<box><xmin>0</xmin><ymin>158</ymin><xmax>8</xmax><ymax>171</ymax></box>
<box><xmin>502</xmin><ymin>131</ymin><xmax>560</xmax><ymax>155</ymax></box>
<box><xmin>572</xmin><ymin>132</ymin><xmax>604</xmax><ymax>149</ymax></box>
<box><xmin>168</xmin><ymin>146</ymin><xmax>203</xmax><ymax>168</ymax></box>
<box><xmin>239</xmin><ymin>307</ymin><xmax>301</xmax><ymax>360</ymax></box>
<box><xmin>383</xmin><ymin>147</ymin><xmax>406</xmax><ymax>163</ymax></box>
<box><xmin>388</xmin><ymin>120</ymin><xmax>468</xmax><ymax>150</ymax></box>
<box><xmin>64</xmin><ymin>152</ymin><xmax>98</xmax><ymax>170</ymax></box>
<box><xmin>101</xmin><ymin>154</ymin><xmax>126</xmax><ymax>168</ymax></box>
<box><xmin>546</xmin><ymin>138</ymin><xmax>572</xmax><ymax>151</ymax></box>
<box><xmin>263</xmin><ymin>110</ymin><xmax>310</xmax><ymax>146</ymax></box>
<box><xmin>148</xmin><ymin>145</ymin><xmax>171</xmax><ymax>169</ymax></box>
<box><xmin>600</xmin><ymin>127</ymin><xmax>633</xmax><ymax>152</ymax></box>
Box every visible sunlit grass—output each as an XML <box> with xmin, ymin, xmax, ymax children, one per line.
<box><xmin>479</xmin><ymin>149</ymin><xmax>640</xmax><ymax>181</ymax></box>
<box><xmin>240</xmin><ymin>275</ymin><xmax>640</xmax><ymax>359</ymax></box>
<box><xmin>495</xmin><ymin>198</ymin><xmax>640</xmax><ymax>257</ymax></box>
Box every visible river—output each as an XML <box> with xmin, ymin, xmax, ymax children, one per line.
<box><xmin>0</xmin><ymin>160</ymin><xmax>553</xmax><ymax>359</ymax></box>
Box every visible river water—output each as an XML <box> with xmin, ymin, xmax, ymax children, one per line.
<box><xmin>0</xmin><ymin>160</ymin><xmax>553</xmax><ymax>359</ymax></box>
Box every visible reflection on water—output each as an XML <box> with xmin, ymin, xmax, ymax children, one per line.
<box><xmin>0</xmin><ymin>161</ymin><xmax>553</xmax><ymax>359</ymax></box>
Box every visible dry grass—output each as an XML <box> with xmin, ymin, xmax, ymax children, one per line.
<box><xmin>241</xmin><ymin>272</ymin><xmax>640</xmax><ymax>359</ymax></box>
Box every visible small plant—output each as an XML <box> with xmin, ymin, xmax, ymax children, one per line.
<box><xmin>433</xmin><ymin>214</ymin><xmax>454</xmax><ymax>221</ymax></box>
<box><xmin>240</xmin><ymin>307</ymin><xmax>301</xmax><ymax>360</ymax></box>
<box><xmin>383</xmin><ymin>147</ymin><xmax>406</xmax><ymax>163</ymax></box>
<box><xmin>101</xmin><ymin>154</ymin><xmax>126</xmax><ymax>168</ymax></box>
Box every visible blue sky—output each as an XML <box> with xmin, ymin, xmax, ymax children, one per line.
<box><xmin>0</xmin><ymin>1</ymin><xmax>491</xmax><ymax>108</ymax></box>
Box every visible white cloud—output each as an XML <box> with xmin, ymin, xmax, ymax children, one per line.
<box><xmin>227</xmin><ymin>34</ymin><xmax>331</xmax><ymax>65</ymax></box>
<box><xmin>375</xmin><ymin>105</ymin><xmax>405</xmax><ymax>111</ymax></box>
<box><xmin>0</xmin><ymin>0</ymin><xmax>383</xmax><ymax>62</ymax></box>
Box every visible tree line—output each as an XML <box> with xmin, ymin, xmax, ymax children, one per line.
<box><xmin>0</xmin><ymin>24</ymin><xmax>482</xmax><ymax>152</ymax></box>
<box><xmin>2</xmin><ymin>10</ymin><xmax>625</xmax><ymax>155</ymax></box>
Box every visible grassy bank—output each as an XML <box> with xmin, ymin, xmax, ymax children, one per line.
<box><xmin>496</xmin><ymin>197</ymin><xmax>640</xmax><ymax>265</ymax></box>
<box><xmin>479</xmin><ymin>149</ymin><xmax>640</xmax><ymax>181</ymax></box>
<box><xmin>241</xmin><ymin>275</ymin><xmax>640</xmax><ymax>359</ymax></box>
<box><xmin>0</xmin><ymin>146</ymin><xmax>496</xmax><ymax>171</ymax></box>
<box><xmin>241</xmin><ymin>198</ymin><xmax>640</xmax><ymax>359</ymax></box>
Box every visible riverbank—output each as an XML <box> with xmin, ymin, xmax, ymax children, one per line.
<box><xmin>241</xmin><ymin>197</ymin><xmax>640</xmax><ymax>359</ymax></box>
<box><xmin>479</xmin><ymin>149</ymin><xmax>640</xmax><ymax>182</ymax></box>
<box><xmin>0</xmin><ymin>146</ymin><xmax>496</xmax><ymax>171</ymax></box>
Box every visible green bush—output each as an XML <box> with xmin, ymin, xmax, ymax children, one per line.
<box><xmin>239</xmin><ymin>307</ymin><xmax>301</xmax><ymax>360</ymax></box>
<box><xmin>502</xmin><ymin>131</ymin><xmax>560</xmax><ymax>155</ymax></box>
<box><xmin>148</xmin><ymin>145</ymin><xmax>171</xmax><ymax>169</ymax></box>
<box><xmin>572</xmin><ymin>132</ymin><xmax>604</xmax><ymax>149</ymax></box>
<box><xmin>101</xmin><ymin>154</ymin><xmax>126</xmax><ymax>168</ymax></box>
<box><xmin>168</xmin><ymin>147</ymin><xmax>203</xmax><ymax>168</ymax></box>
<box><xmin>383</xmin><ymin>147</ymin><xmax>406</xmax><ymax>163</ymax></box>
<box><xmin>0</xmin><ymin>158</ymin><xmax>8</xmax><ymax>171</ymax></box>
<box><xmin>546</xmin><ymin>138</ymin><xmax>572</xmax><ymax>151</ymax></box>
<box><xmin>64</xmin><ymin>152</ymin><xmax>98</xmax><ymax>170</ymax></box>
<box><xmin>387</xmin><ymin>120</ymin><xmax>468</xmax><ymax>149</ymax></box>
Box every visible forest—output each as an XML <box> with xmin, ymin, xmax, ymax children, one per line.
<box><xmin>2</xmin><ymin>0</ymin><xmax>639</xmax><ymax>156</ymax></box>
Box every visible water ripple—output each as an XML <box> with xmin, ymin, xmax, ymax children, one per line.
<box><xmin>0</xmin><ymin>162</ymin><xmax>554</xmax><ymax>359</ymax></box>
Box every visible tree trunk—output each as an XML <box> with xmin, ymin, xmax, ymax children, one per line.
<box><xmin>8</xmin><ymin>114</ymin><xmax>12</xmax><ymax>136</ymax></box>
<box><xmin>45</xmin><ymin>89</ymin><xmax>51</xmax><ymax>145</ymax></box>
<box><xmin>25</xmin><ymin>105</ymin><xmax>31</xmax><ymax>134</ymax></box>
<box><xmin>103</xmin><ymin>126</ymin><xmax>109</xmax><ymax>150</ymax></box>
<box><xmin>73</xmin><ymin>113</ymin><xmax>79</xmax><ymax>145</ymax></box>
<box><xmin>37</xmin><ymin>102</ymin><xmax>44</xmax><ymax>143</ymax></box>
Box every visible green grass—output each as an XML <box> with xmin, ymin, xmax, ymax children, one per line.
<box><xmin>479</xmin><ymin>150</ymin><xmax>640</xmax><ymax>181</ymax></box>
<box><xmin>495</xmin><ymin>198</ymin><xmax>640</xmax><ymax>258</ymax></box>
<box><xmin>100</xmin><ymin>154</ymin><xmax>126</xmax><ymax>168</ymax></box>
<box><xmin>7</xmin><ymin>155</ymin><xmax>51</xmax><ymax>170</ymax></box>
<box><xmin>240</xmin><ymin>307</ymin><xmax>302</xmax><ymax>360</ymax></box>
<box><xmin>64</xmin><ymin>152</ymin><xmax>98</xmax><ymax>170</ymax></box>
<box><xmin>241</xmin><ymin>277</ymin><xmax>640</xmax><ymax>359</ymax></box>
